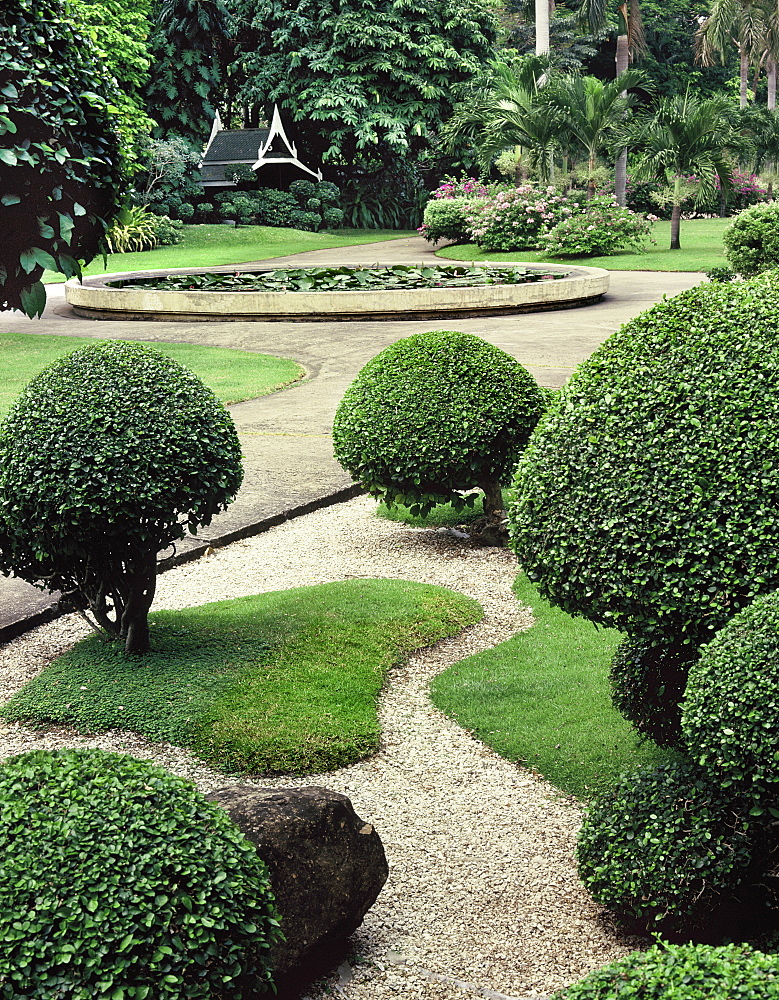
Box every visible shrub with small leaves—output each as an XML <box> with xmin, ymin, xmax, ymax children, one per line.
<box><xmin>465</xmin><ymin>185</ymin><xmax>584</xmax><ymax>251</ymax></box>
<box><xmin>508</xmin><ymin>274</ymin><xmax>779</xmax><ymax>648</ymax></box>
<box><xmin>0</xmin><ymin>340</ymin><xmax>243</xmax><ymax>654</ymax></box>
<box><xmin>333</xmin><ymin>330</ymin><xmax>546</xmax><ymax>517</ymax></box>
<box><xmin>321</xmin><ymin>206</ymin><xmax>344</xmax><ymax>229</ymax></box>
<box><xmin>683</xmin><ymin>590</ymin><xmax>779</xmax><ymax>806</ymax></box>
<box><xmin>289</xmin><ymin>209</ymin><xmax>321</xmax><ymax>232</ymax></box>
<box><xmin>1</xmin><ymin>0</ymin><xmax>123</xmax><ymax>316</ymax></box>
<box><xmin>540</xmin><ymin>197</ymin><xmax>654</xmax><ymax>257</ymax></box>
<box><xmin>706</xmin><ymin>265</ymin><xmax>737</xmax><ymax>283</ymax></box>
<box><xmin>609</xmin><ymin>633</ymin><xmax>696</xmax><ymax>747</ymax></box>
<box><xmin>723</xmin><ymin>202</ymin><xmax>779</xmax><ymax>276</ymax></box>
<box><xmin>148</xmin><ymin>213</ymin><xmax>184</xmax><ymax>246</ymax></box>
<box><xmin>0</xmin><ymin>749</ymin><xmax>281</xmax><ymax>999</ymax></box>
<box><xmin>577</xmin><ymin>761</ymin><xmax>756</xmax><ymax>935</ymax></box>
<box><xmin>418</xmin><ymin>196</ymin><xmax>482</xmax><ymax>245</ymax></box>
<box><xmin>552</xmin><ymin>943</ymin><xmax>779</xmax><ymax>999</ymax></box>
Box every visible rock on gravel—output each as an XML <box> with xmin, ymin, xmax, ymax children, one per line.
<box><xmin>0</xmin><ymin>496</ymin><xmax>642</xmax><ymax>999</ymax></box>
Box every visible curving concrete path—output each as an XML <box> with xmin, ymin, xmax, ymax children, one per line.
<box><xmin>0</xmin><ymin>236</ymin><xmax>703</xmax><ymax>637</ymax></box>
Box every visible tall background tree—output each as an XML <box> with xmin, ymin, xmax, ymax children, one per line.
<box><xmin>695</xmin><ymin>0</ymin><xmax>770</xmax><ymax>108</ymax></box>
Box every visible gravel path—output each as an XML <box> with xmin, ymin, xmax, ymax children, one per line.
<box><xmin>0</xmin><ymin>496</ymin><xmax>641</xmax><ymax>998</ymax></box>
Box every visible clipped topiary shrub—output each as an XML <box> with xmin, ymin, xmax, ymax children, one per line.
<box><xmin>333</xmin><ymin>330</ymin><xmax>547</xmax><ymax>518</ymax></box>
<box><xmin>509</xmin><ymin>274</ymin><xmax>779</xmax><ymax>648</ymax></box>
<box><xmin>609</xmin><ymin>633</ymin><xmax>697</xmax><ymax>747</ymax></box>
<box><xmin>418</xmin><ymin>196</ymin><xmax>480</xmax><ymax>245</ymax></box>
<box><xmin>0</xmin><ymin>748</ymin><xmax>281</xmax><ymax>999</ymax></box>
<box><xmin>552</xmin><ymin>943</ymin><xmax>779</xmax><ymax>999</ymax></box>
<box><xmin>683</xmin><ymin>590</ymin><xmax>779</xmax><ymax>804</ymax></box>
<box><xmin>577</xmin><ymin>761</ymin><xmax>756</xmax><ymax>936</ymax></box>
<box><xmin>0</xmin><ymin>341</ymin><xmax>243</xmax><ymax>654</ymax></box>
<box><xmin>723</xmin><ymin>202</ymin><xmax>779</xmax><ymax>276</ymax></box>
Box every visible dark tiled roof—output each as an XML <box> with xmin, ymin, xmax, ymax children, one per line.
<box><xmin>203</xmin><ymin>129</ymin><xmax>270</xmax><ymax>163</ymax></box>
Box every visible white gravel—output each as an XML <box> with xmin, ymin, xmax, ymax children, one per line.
<box><xmin>0</xmin><ymin>495</ymin><xmax>641</xmax><ymax>999</ymax></box>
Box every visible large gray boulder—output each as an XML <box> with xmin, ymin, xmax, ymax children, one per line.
<box><xmin>207</xmin><ymin>785</ymin><xmax>388</xmax><ymax>978</ymax></box>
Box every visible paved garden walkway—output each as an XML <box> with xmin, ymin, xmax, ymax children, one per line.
<box><xmin>0</xmin><ymin>236</ymin><xmax>702</xmax><ymax>637</ymax></box>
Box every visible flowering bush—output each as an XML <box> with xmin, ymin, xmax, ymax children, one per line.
<box><xmin>540</xmin><ymin>197</ymin><xmax>655</xmax><ymax>257</ymax></box>
<box><xmin>465</xmin><ymin>186</ymin><xmax>582</xmax><ymax>252</ymax></box>
<box><xmin>429</xmin><ymin>176</ymin><xmax>489</xmax><ymax>200</ymax></box>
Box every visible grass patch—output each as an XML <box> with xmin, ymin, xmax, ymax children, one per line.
<box><xmin>0</xmin><ymin>332</ymin><xmax>303</xmax><ymax>418</ymax></box>
<box><xmin>42</xmin><ymin>225</ymin><xmax>415</xmax><ymax>283</ymax></box>
<box><xmin>436</xmin><ymin>218</ymin><xmax>729</xmax><ymax>272</ymax></box>
<box><xmin>430</xmin><ymin>573</ymin><xmax>683</xmax><ymax>800</ymax></box>
<box><xmin>2</xmin><ymin>578</ymin><xmax>482</xmax><ymax>775</ymax></box>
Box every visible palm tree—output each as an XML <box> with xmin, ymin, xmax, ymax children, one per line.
<box><xmin>624</xmin><ymin>93</ymin><xmax>744</xmax><ymax>249</ymax></box>
<box><xmin>578</xmin><ymin>0</ymin><xmax>647</xmax><ymax>204</ymax></box>
<box><xmin>536</xmin><ymin>0</ymin><xmax>550</xmax><ymax>54</ymax></box>
<box><xmin>442</xmin><ymin>57</ymin><xmax>563</xmax><ymax>184</ymax></box>
<box><xmin>696</xmin><ymin>0</ymin><xmax>769</xmax><ymax>108</ymax></box>
<box><xmin>546</xmin><ymin>70</ymin><xmax>646</xmax><ymax>198</ymax></box>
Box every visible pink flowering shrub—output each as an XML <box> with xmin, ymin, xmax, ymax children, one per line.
<box><xmin>539</xmin><ymin>197</ymin><xmax>654</xmax><ymax>257</ymax></box>
<box><xmin>464</xmin><ymin>186</ymin><xmax>586</xmax><ymax>252</ymax></box>
<box><xmin>430</xmin><ymin>176</ymin><xmax>489</xmax><ymax>200</ymax></box>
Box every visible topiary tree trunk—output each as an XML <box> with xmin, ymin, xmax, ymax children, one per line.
<box><xmin>479</xmin><ymin>476</ymin><xmax>505</xmax><ymax>519</ymax></box>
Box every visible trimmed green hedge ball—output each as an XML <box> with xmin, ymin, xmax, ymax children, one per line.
<box><xmin>333</xmin><ymin>329</ymin><xmax>546</xmax><ymax>516</ymax></box>
<box><xmin>577</xmin><ymin>761</ymin><xmax>755</xmax><ymax>935</ymax></box>
<box><xmin>552</xmin><ymin>943</ymin><xmax>779</xmax><ymax>999</ymax></box>
<box><xmin>0</xmin><ymin>749</ymin><xmax>281</xmax><ymax>999</ymax></box>
<box><xmin>723</xmin><ymin>204</ymin><xmax>779</xmax><ymax>276</ymax></box>
<box><xmin>509</xmin><ymin>274</ymin><xmax>779</xmax><ymax>645</ymax></box>
<box><xmin>683</xmin><ymin>590</ymin><xmax>779</xmax><ymax>803</ymax></box>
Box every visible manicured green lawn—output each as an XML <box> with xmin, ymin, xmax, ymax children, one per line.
<box><xmin>1</xmin><ymin>579</ymin><xmax>482</xmax><ymax>775</ymax></box>
<box><xmin>42</xmin><ymin>225</ymin><xmax>415</xmax><ymax>283</ymax></box>
<box><xmin>0</xmin><ymin>332</ymin><xmax>303</xmax><ymax>418</ymax></box>
<box><xmin>430</xmin><ymin>573</ymin><xmax>682</xmax><ymax>800</ymax></box>
<box><xmin>436</xmin><ymin>218</ymin><xmax>729</xmax><ymax>272</ymax></box>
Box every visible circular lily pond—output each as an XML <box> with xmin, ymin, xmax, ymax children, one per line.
<box><xmin>107</xmin><ymin>263</ymin><xmax>567</xmax><ymax>292</ymax></box>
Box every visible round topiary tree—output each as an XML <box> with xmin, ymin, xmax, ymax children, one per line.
<box><xmin>509</xmin><ymin>273</ymin><xmax>779</xmax><ymax>651</ymax></box>
<box><xmin>723</xmin><ymin>202</ymin><xmax>779</xmax><ymax>277</ymax></box>
<box><xmin>333</xmin><ymin>329</ymin><xmax>547</xmax><ymax>521</ymax></box>
<box><xmin>1</xmin><ymin>0</ymin><xmax>124</xmax><ymax>316</ymax></box>
<box><xmin>0</xmin><ymin>341</ymin><xmax>243</xmax><ymax>654</ymax></box>
<box><xmin>552</xmin><ymin>943</ymin><xmax>779</xmax><ymax>999</ymax></box>
<box><xmin>577</xmin><ymin>761</ymin><xmax>757</xmax><ymax>937</ymax></box>
<box><xmin>683</xmin><ymin>590</ymin><xmax>779</xmax><ymax>806</ymax></box>
<box><xmin>0</xmin><ymin>748</ymin><xmax>281</xmax><ymax>998</ymax></box>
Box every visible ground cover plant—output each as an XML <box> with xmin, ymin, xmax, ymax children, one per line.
<box><xmin>334</xmin><ymin>330</ymin><xmax>547</xmax><ymax>519</ymax></box>
<box><xmin>0</xmin><ymin>332</ymin><xmax>303</xmax><ymax>419</ymax></box>
<box><xmin>113</xmin><ymin>264</ymin><xmax>565</xmax><ymax>292</ymax></box>
<box><xmin>429</xmin><ymin>572</ymin><xmax>681</xmax><ymax>800</ymax></box>
<box><xmin>40</xmin><ymin>225</ymin><xmax>415</xmax><ymax>284</ymax></box>
<box><xmin>436</xmin><ymin>217</ymin><xmax>730</xmax><ymax>271</ymax></box>
<box><xmin>0</xmin><ymin>341</ymin><xmax>243</xmax><ymax>653</ymax></box>
<box><xmin>1</xmin><ymin>579</ymin><xmax>482</xmax><ymax>774</ymax></box>
<box><xmin>0</xmin><ymin>748</ymin><xmax>281</xmax><ymax>999</ymax></box>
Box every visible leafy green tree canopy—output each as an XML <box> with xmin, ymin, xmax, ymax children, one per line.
<box><xmin>0</xmin><ymin>0</ymin><xmax>123</xmax><ymax>316</ymax></box>
<box><xmin>232</xmin><ymin>0</ymin><xmax>497</xmax><ymax>168</ymax></box>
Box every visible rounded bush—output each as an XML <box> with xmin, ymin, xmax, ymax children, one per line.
<box><xmin>333</xmin><ymin>329</ymin><xmax>547</xmax><ymax>516</ymax></box>
<box><xmin>321</xmin><ymin>206</ymin><xmax>345</xmax><ymax>229</ymax></box>
<box><xmin>609</xmin><ymin>633</ymin><xmax>696</xmax><ymax>746</ymax></box>
<box><xmin>577</xmin><ymin>761</ymin><xmax>755</xmax><ymax>935</ymax></box>
<box><xmin>723</xmin><ymin>202</ymin><xmax>779</xmax><ymax>276</ymax></box>
<box><xmin>0</xmin><ymin>340</ymin><xmax>243</xmax><ymax>652</ymax></box>
<box><xmin>552</xmin><ymin>943</ymin><xmax>779</xmax><ymax>999</ymax></box>
<box><xmin>509</xmin><ymin>275</ymin><xmax>779</xmax><ymax>645</ymax></box>
<box><xmin>683</xmin><ymin>590</ymin><xmax>779</xmax><ymax>802</ymax></box>
<box><xmin>419</xmin><ymin>196</ymin><xmax>479</xmax><ymax>244</ymax></box>
<box><xmin>0</xmin><ymin>749</ymin><xmax>280</xmax><ymax>998</ymax></box>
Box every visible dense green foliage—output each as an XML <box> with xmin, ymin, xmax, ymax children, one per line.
<box><xmin>2</xmin><ymin>580</ymin><xmax>482</xmax><ymax>773</ymax></box>
<box><xmin>419</xmin><ymin>196</ymin><xmax>478</xmax><ymax>245</ymax></box>
<box><xmin>609</xmin><ymin>633</ymin><xmax>695</xmax><ymax>747</ymax></box>
<box><xmin>0</xmin><ymin>341</ymin><xmax>242</xmax><ymax>653</ymax></box>
<box><xmin>334</xmin><ymin>330</ymin><xmax>546</xmax><ymax>516</ymax></box>
<box><xmin>232</xmin><ymin>0</ymin><xmax>496</xmax><ymax>171</ymax></box>
<box><xmin>723</xmin><ymin>202</ymin><xmax>779</xmax><ymax>276</ymax></box>
<box><xmin>215</xmin><ymin>179</ymin><xmax>342</xmax><ymax>230</ymax></box>
<box><xmin>0</xmin><ymin>749</ymin><xmax>281</xmax><ymax>999</ymax></box>
<box><xmin>509</xmin><ymin>275</ymin><xmax>779</xmax><ymax>648</ymax></box>
<box><xmin>144</xmin><ymin>0</ymin><xmax>234</xmax><ymax>142</ymax></box>
<box><xmin>683</xmin><ymin>590</ymin><xmax>779</xmax><ymax>805</ymax></box>
<box><xmin>0</xmin><ymin>0</ymin><xmax>123</xmax><ymax>316</ymax></box>
<box><xmin>577</xmin><ymin>761</ymin><xmax>756</xmax><ymax>935</ymax></box>
<box><xmin>553</xmin><ymin>943</ymin><xmax>779</xmax><ymax>1000</ymax></box>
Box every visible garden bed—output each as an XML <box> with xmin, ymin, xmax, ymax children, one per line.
<box><xmin>64</xmin><ymin>262</ymin><xmax>610</xmax><ymax>321</ymax></box>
